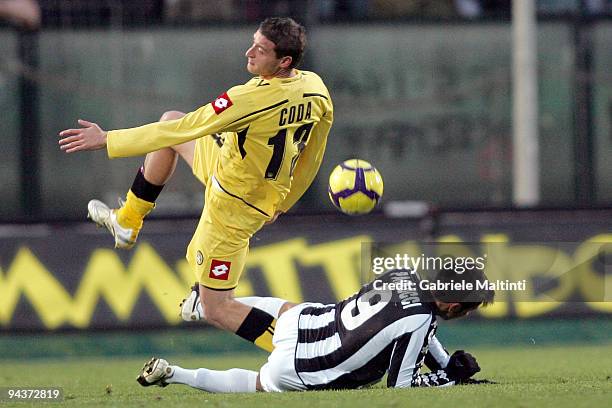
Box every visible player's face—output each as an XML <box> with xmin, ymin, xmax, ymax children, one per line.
<box><xmin>245</xmin><ymin>30</ymin><xmax>289</xmax><ymax>78</ymax></box>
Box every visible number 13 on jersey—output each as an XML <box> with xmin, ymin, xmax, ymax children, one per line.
<box><xmin>237</xmin><ymin>122</ymin><xmax>315</xmax><ymax>180</ymax></box>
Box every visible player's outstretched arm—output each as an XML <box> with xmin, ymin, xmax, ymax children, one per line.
<box><xmin>58</xmin><ymin>119</ymin><xmax>108</xmax><ymax>153</ymax></box>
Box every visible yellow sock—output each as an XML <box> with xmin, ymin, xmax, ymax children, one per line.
<box><xmin>116</xmin><ymin>190</ymin><xmax>155</xmax><ymax>230</ymax></box>
<box><xmin>253</xmin><ymin>319</ymin><xmax>276</xmax><ymax>352</ymax></box>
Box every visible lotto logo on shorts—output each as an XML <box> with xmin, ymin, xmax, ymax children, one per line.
<box><xmin>209</xmin><ymin>259</ymin><xmax>231</xmax><ymax>280</ymax></box>
<box><xmin>212</xmin><ymin>92</ymin><xmax>233</xmax><ymax>114</ymax></box>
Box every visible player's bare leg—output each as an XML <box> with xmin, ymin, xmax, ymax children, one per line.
<box><xmin>140</xmin><ymin>110</ymin><xmax>194</xmax><ymax>185</ymax></box>
<box><xmin>199</xmin><ymin>284</ymin><xmax>290</xmax><ymax>352</ymax></box>
<box><xmin>88</xmin><ymin>110</ymin><xmax>195</xmax><ymax>249</ymax></box>
<box><xmin>180</xmin><ymin>283</ymin><xmax>294</xmax><ymax>322</ymax></box>
<box><xmin>199</xmin><ymin>286</ymin><xmax>250</xmax><ymax>332</ymax></box>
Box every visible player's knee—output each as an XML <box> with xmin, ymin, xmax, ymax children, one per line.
<box><xmin>159</xmin><ymin>110</ymin><xmax>185</xmax><ymax>121</ymax></box>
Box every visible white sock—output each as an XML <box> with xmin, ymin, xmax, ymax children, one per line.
<box><xmin>236</xmin><ymin>296</ymin><xmax>286</xmax><ymax>318</ymax></box>
<box><xmin>197</xmin><ymin>296</ymin><xmax>286</xmax><ymax>319</ymax></box>
<box><xmin>168</xmin><ymin>366</ymin><xmax>258</xmax><ymax>393</ymax></box>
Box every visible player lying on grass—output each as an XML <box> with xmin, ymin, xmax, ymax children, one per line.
<box><xmin>137</xmin><ymin>267</ymin><xmax>495</xmax><ymax>392</ymax></box>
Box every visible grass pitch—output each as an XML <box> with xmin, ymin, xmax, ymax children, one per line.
<box><xmin>2</xmin><ymin>343</ymin><xmax>611</xmax><ymax>408</ymax></box>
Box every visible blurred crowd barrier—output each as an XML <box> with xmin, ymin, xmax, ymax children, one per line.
<box><xmin>0</xmin><ymin>22</ymin><xmax>611</xmax><ymax>219</ymax></box>
<box><xmin>1</xmin><ymin>209</ymin><xmax>611</xmax><ymax>331</ymax></box>
<box><xmin>13</xmin><ymin>0</ymin><xmax>609</xmax><ymax>28</ymax></box>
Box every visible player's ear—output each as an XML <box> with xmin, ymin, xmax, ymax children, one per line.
<box><xmin>448</xmin><ymin>303</ymin><xmax>463</xmax><ymax>314</ymax></box>
<box><xmin>279</xmin><ymin>56</ymin><xmax>293</xmax><ymax>69</ymax></box>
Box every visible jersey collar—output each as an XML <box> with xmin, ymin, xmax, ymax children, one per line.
<box><xmin>267</xmin><ymin>69</ymin><xmax>303</xmax><ymax>84</ymax></box>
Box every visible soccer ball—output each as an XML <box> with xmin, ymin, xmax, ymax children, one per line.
<box><xmin>328</xmin><ymin>159</ymin><xmax>384</xmax><ymax>215</ymax></box>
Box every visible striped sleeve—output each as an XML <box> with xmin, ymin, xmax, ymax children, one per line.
<box><xmin>387</xmin><ymin>316</ymin><xmax>455</xmax><ymax>388</ymax></box>
<box><xmin>386</xmin><ymin>314</ymin><xmax>432</xmax><ymax>388</ymax></box>
<box><xmin>424</xmin><ymin>335</ymin><xmax>451</xmax><ymax>371</ymax></box>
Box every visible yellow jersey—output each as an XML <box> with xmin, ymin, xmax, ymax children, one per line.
<box><xmin>106</xmin><ymin>70</ymin><xmax>333</xmax><ymax>217</ymax></box>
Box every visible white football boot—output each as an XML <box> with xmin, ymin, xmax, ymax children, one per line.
<box><xmin>87</xmin><ymin>199</ymin><xmax>139</xmax><ymax>249</ymax></box>
<box><xmin>180</xmin><ymin>283</ymin><xmax>204</xmax><ymax>322</ymax></box>
<box><xmin>137</xmin><ymin>357</ymin><xmax>174</xmax><ymax>387</ymax></box>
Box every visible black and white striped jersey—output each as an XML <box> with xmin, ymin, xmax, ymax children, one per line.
<box><xmin>294</xmin><ymin>269</ymin><xmax>453</xmax><ymax>390</ymax></box>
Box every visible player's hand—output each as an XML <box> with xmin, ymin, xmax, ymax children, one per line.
<box><xmin>445</xmin><ymin>350</ymin><xmax>481</xmax><ymax>380</ymax></box>
<box><xmin>58</xmin><ymin>119</ymin><xmax>108</xmax><ymax>153</ymax></box>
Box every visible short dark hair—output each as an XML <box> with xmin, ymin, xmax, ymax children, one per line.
<box><xmin>259</xmin><ymin>17</ymin><xmax>306</xmax><ymax>69</ymax></box>
<box><xmin>429</xmin><ymin>265</ymin><xmax>495</xmax><ymax>311</ymax></box>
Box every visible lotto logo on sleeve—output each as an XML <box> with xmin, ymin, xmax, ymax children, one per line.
<box><xmin>212</xmin><ymin>92</ymin><xmax>233</xmax><ymax>114</ymax></box>
<box><xmin>209</xmin><ymin>259</ymin><xmax>231</xmax><ymax>280</ymax></box>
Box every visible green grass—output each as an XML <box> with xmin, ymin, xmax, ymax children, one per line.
<box><xmin>1</xmin><ymin>344</ymin><xmax>611</xmax><ymax>408</ymax></box>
